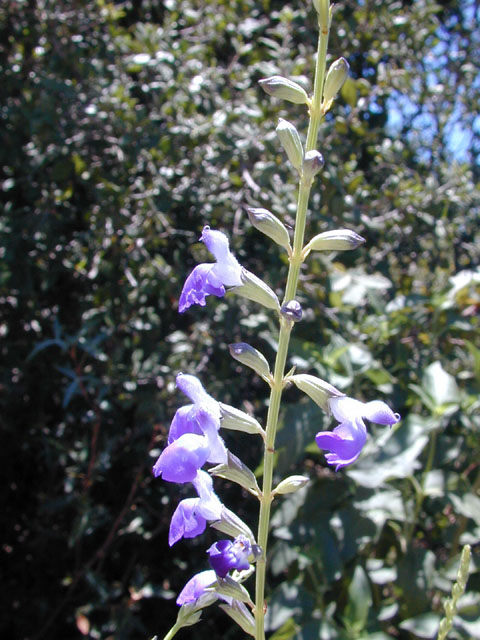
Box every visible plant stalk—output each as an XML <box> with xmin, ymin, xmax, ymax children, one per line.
<box><xmin>254</xmin><ymin>16</ymin><xmax>330</xmax><ymax>640</ymax></box>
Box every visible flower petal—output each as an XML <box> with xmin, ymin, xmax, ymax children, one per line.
<box><xmin>178</xmin><ymin>263</ymin><xmax>225</xmax><ymax>313</ymax></box>
<box><xmin>168</xmin><ymin>404</ymin><xmax>199</xmax><ymax>444</ymax></box>
<box><xmin>207</xmin><ymin>535</ymin><xmax>252</xmax><ymax>578</ymax></box>
<box><xmin>329</xmin><ymin>396</ymin><xmax>400</xmax><ymax>426</ymax></box>
<box><xmin>200</xmin><ymin>226</ymin><xmax>231</xmax><ymax>262</ymax></box>
<box><xmin>329</xmin><ymin>396</ymin><xmax>365</xmax><ymax>422</ymax></box>
<box><xmin>169</xmin><ymin>498</ymin><xmax>207</xmax><ymax>546</ymax></box>
<box><xmin>152</xmin><ymin>433</ymin><xmax>209</xmax><ymax>483</ymax></box>
<box><xmin>176</xmin><ymin>373</ymin><xmax>208</xmax><ymax>404</ymax></box>
<box><xmin>193</xmin><ymin>470</ymin><xmax>223</xmax><ymax>520</ymax></box>
<box><xmin>315</xmin><ymin>418</ymin><xmax>367</xmax><ymax>471</ymax></box>
<box><xmin>361</xmin><ymin>400</ymin><xmax>401</xmax><ymax>425</ymax></box>
<box><xmin>196</xmin><ymin>408</ymin><xmax>227</xmax><ymax>464</ymax></box>
<box><xmin>176</xmin><ymin>570</ymin><xmax>217</xmax><ymax>606</ymax></box>
<box><xmin>200</xmin><ymin>226</ymin><xmax>242</xmax><ymax>287</ymax></box>
<box><xmin>211</xmin><ymin>259</ymin><xmax>243</xmax><ymax>288</ymax></box>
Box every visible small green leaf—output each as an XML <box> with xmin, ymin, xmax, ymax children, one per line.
<box><xmin>343</xmin><ymin>565</ymin><xmax>372</xmax><ymax>633</ymax></box>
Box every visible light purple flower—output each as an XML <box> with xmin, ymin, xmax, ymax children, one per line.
<box><xmin>153</xmin><ymin>433</ymin><xmax>209</xmax><ymax>482</ymax></box>
<box><xmin>172</xmin><ymin>373</ymin><xmax>227</xmax><ymax>462</ymax></box>
<box><xmin>207</xmin><ymin>535</ymin><xmax>252</xmax><ymax>578</ymax></box>
<box><xmin>169</xmin><ymin>470</ymin><xmax>223</xmax><ymax>546</ymax></box>
<box><xmin>176</xmin><ymin>569</ymin><xmax>217</xmax><ymax>606</ymax></box>
<box><xmin>169</xmin><ymin>498</ymin><xmax>208</xmax><ymax>545</ymax></box>
<box><xmin>152</xmin><ymin>374</ymin><xmax>227</xmax><ymax>482</ymax></box>
<box><xmin>315</xmin><ymin>396</ymin><xmax>400</xmax><ymax>471</ymax></box>
<box><xmin>179</xmin><ymin>226</ymin><xmax>243</xmax><ymax>313</ymax></box>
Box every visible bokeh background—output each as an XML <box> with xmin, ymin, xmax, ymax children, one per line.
<box><xmin>1</xmin><ymin>0</ymin><xmax>479</xmax><ymax>638</ymax></box>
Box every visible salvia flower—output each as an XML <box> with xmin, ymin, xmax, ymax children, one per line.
<box><xmin>176</xmin><ymin>569</ymin><xmax>218</xmax><ymax>606</ymax></box>
<box><xmin>152</xmin><ymin>373</ymin><xmax>227</xmax><ymax>482</ymax></box>
<box><xmin>315</xmin><ymin>396</ymin><xmax>400</xmax><ymax>471</ymax></box>
<box><xmin>153</xmin><ymin>432</ymin><xmax>209</xmax><ymax>483</ymax></box>
<box><xmin>179</xmin><ymin>226</ymin><xmax>243</xmax><ymax>312</ymax></box>
<box><xmin>207</xmin><ymin>535</ymin><xmax>252</xmax><ymax>578</ymax></box>
<box><xmin>169</xmin><ymin>470</ymin><xmax>223</xmax><ymax>546</ymax></box>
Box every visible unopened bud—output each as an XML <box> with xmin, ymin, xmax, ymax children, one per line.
<box><xmin>444</xmin><ymin>600</ymin><xmax>454</xmax><ymax>619</ymax></box>
<box><xmin>280</xmin><ymin>300</ymin><xmax>303</xmax><ymax>323</ymax></box>
<box><xmin>210</xmin><ymin>451</ymin><xmax>260</xmax><ymax>495</ymax></box>
<box><xmin>219</xmin><ymin>403</ymin><xmax>265</xmax><ymax>437</ymax></box>
<box><xmin>247</xmin><ymin>207</ymin><xmax>291</xmax><ymax>250</ymax></box>
<box><xmin>258</xmin><ymin>76</ymin><xmax>309</xmax><ymax>105</ymax></box>
<box><xmin>232</xmin><ymin>267</ymin><xmax>280</xmax><ymax>311</ymax></box>
<box><xmin>229</xmin><ymin>342</ymin><xmax>271</xmax><ymax>379</ymax></box>
<box><xmin>304</xmin><ymin>229</ymin><xmax>365</xmax><ymax>256</ymax></box>
<box><xmin>273</xmin><ymin>475</ymin><xmax>309</xmax><ymax>495</ymax></box>
<box><xmin>302</xmin><ymin>150</ymin><xmax>325</xmax><ymax>183</ymax></box>
<box><xmin>276</xmin><ymin>118</ymin><xmax>304</xmax><ymax>173</ymax></box>
<box><xmin>251</xmin><ymin>544</ymin><xmax>263</xmax><ymax>561</ymax></box>
<box><xmin>452</xmin><ymin>583</ymin><xmax>463</xmax><ymax>600</ymax></box>
<box><xmin>323</xmin><ymin>57</ymin><xmax>349</xmax><ymax>111</ymax></box>
<box><xmin>290</xmin><ymin>373</ymin><xmax>344</xmax><ymax>411</ymax></box>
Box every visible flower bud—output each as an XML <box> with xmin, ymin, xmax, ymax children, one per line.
<box><xmin>323</xmin><ymin>57</ymin><xmax>349</xmax><ymax>111</ymax></box>
<box><xmin>218</xmin><ymin>600</ymin><xmax>256</xmax><ymax>637</ymax></box>
<box><xmin>276</xmin><ymin>118</ymin><xmax>304</xmax><ymax>173</ymax></box>
<box><xmin>211</xmin><ymin>507</ymin><xmax>256</xmax><ymax>543</ymax></box>
<box><xmin>247</xmin><ymin>207</ymin><xmax>291</xmax><ymax>250</ymax></box>
<box><xmin>302</xmin><ymin>150</ymin><xmax>325</xmax><ymax>183</ymax></box>
<box><xmin>258</xmin><ymin>76</ymin><xmax>309</xmax><ymax>105</ymax></box>
<box><xmin>290</xmin><ymin>373</ymin><xmax>344</xmax><ymax>411</ymax></box>
<box><xmin>210</xmin><ymin>451</ymin><xmax>260</xmax><ymax>495</ymax></box>
<box><xmin>313</xmin><ymin>0</ymin><xmax>330</xmax><ymax>30</ymax></box>
<box><xmin>280</xmin><ymin>300</ymin><xmax>303</xmax><ymax>323</ymax></box>
<box><xmin>452</xmin><ymin>583</ymin><xmax>462</xmax><ymax>600</ymax></box>
<box><xmin>273</xmin><ymin>475</ymin><xmax>309</xmax><ymax>495</ymax></box>
<box><xmin>232</xmin><ymin>267</ymin><xmax>281</xmax><ymax>312</ymax></box>
<box><xmin>229</xmin><ymin>342</ymin><xmax>271</xmax><ymax>379</ymax></box>
<box><xmin>444</xmin><ymin>600</ymin><xmax>454</xmax><ymax>619</ymax></box>
<box><xmin>304</xmin><ymin>229</ymin><xmax>365</xmax><ymax>256</ymax></box>
<box><xmin>219</xmin><ymin>403</ymin><xmax>265</xmax><ymax>437</ymax></box>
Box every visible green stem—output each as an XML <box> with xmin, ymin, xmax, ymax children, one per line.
<box><xmin>407</xmin><ymin>430</ymin><xmax>437</xmax><ymax>543</ymax></box>
<box><xmin>162</xmin><ymin>622</ymin><xmax>182</xmax><ymax>640</ymax></box>
<box><xmin>254</xmin><ymin>14</ymin><xmax>330</xmax><ymax>640</ymax></box>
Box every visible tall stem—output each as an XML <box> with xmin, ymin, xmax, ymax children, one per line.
<box><xmin>254</xmin><ymin>16</ymin><xmax>330</xmax><ymax>640</ymax></box>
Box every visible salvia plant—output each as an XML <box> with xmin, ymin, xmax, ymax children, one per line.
<box><xmin>153</xmin><ymin>2</ymin><xmax>402</xmax><ymax>639</ymax></box>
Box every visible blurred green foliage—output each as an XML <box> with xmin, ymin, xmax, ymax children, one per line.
<box><xmin>1</xmin><ymin>0</ymin><xmax>479</xmax><ymax>638</ymax></box>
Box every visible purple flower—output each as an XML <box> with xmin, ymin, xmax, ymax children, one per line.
<box><xmin>315</xmin><ymin>396</ymin><xmax>400</xmax><ymax>471</ymax></box>
<box><xmin>169</xmin><ymin>470</ymin><xmax>223</xmax><ymax>546</ymax></box>
<box><xmin>179</xmin><ymin>226</ymin><xmax>243</xmax><ymax>312</ymax></box>
<box><xmin>169</xmin><ymin>498</ymin><xmax>208</xmax><ymax>545</ymax></box>
<box><xmin>207</xmin><ymin>535</ymin><xmax>252</xmax><ymax>578</ymax></box>
<box><xmin>170</xmin><ymin>374</ymin><xmax>227</xmax><ymax>465</ymax></box>
<box><xmin>152</xmin><ymin>374</ymin><xmax>227</xmax><ymax>482</ymax></box>
<box><xmin>152</xmin><ymin>432</ymin><xmax>210</xmax><ymax>482</ymax></box>
<box><xmin>176</xmin><ymin>569</ymin><xmax>217</xmax><ymax>606</ymax></box>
